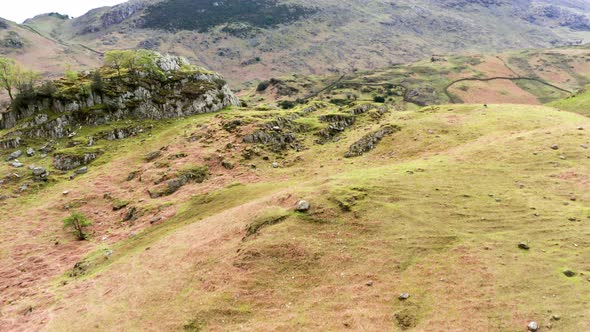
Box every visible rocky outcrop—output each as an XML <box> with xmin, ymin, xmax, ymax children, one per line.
<box><xmin>101</xmin><ymin>1</ymin><xmax>147</xmax><ymax>29</ymax></box>
<box><xmin>243</xmin><ymin>130</ymin><xmax>299</xmax><ymax>152</ymax></box>
<box><xmin>53</xmin><ymin>149</ymin><xmax>103</xmax><ymax>170</ymax></box>
<box><xmin>242</xmin><ymin>104</ymin><xmax>325</xmax><ymax>151</ymax></box>
<box><xmin>148</xmin><ymin>165</ymin><xmax>209</xmax><ymax>198</ymax></box>
<box><xmin>2</xmin><ymin>31</ymin><xmax>24</xmax><ymax>49</ymax></box>
<box><xmin>0</xmin><ymin>137</ymin><xmax>21</xmax><ymax>150</ymax></box>
<box><xmin>349</xmin><ymin>104</ymin><xmax>376</xmax><ymax>115</ymax></box>
<box><xmin>0</xmin><ymin>54</ymin><xmax>240</xmax><ymax>139</ymax></box>
<box><xmin>345</xmin><ymin>125</ymin><xmax>401</xmax><ymax>158</ymax></box>
<box><xmin>526</xmin><ymin>4</ymin><xmax>590</xmax><ymax>31</ymax></box>
<box><xmin>315</xmin><ymin>114</ymin><xmax>356</xmax><ymax>144</ymax></box>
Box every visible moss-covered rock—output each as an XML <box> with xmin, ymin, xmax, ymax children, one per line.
<box><xmin>0</xmin><ymin>54</ymin><xmax>240</xmax><ymax>140</ymax></box>
<box><xmin>53</xmin><ymin>148</ymin><xmax>104</xmax><ymax>170</ymax></box>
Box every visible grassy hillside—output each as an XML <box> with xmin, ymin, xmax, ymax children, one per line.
<box><xmin>548</xmin><ymin>85</ymin><xmax>590</xmax><ymax>116</ymax></box>
<box><xmin>243</xmin><ymin>46</ymin><xmax>590</xmax><ymax>108</ymax></box>
<box><xmin>1</xmin><ymin>98</ymin><xmax>589</xmax><ymax>330</ymax></box>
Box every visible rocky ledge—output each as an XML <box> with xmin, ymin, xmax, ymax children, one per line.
<box><xmin>0</xmin><ymin>53</ymin><xmax>240</xmax><ymax>139</ymax></box>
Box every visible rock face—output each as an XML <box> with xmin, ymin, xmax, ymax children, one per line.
<box><xmin>0</xmin><ymin>137</ymin><xmax>21</xmax><ymax>150</ymax></box>
<box><xmin>0</xmin><ymin>54</ymin><xmax>240</xmax><ymax>139</ymax></box>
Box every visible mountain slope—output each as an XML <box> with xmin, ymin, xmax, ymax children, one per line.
<box><xmin>0</xmin><ymin>17</ymin><xmax>101</xmax><ymax>81</ymax></box>
<box><xmin>1</xmin><ymin>100</ymin><xmax>589</xmax><ymax>331</ymax></box>
<box><xmin>16</xmin><ymin>0</ymin><xmax>590</xmax><ymax>83</ymax></box>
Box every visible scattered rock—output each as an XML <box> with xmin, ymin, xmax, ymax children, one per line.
<box><xmin>551</xmin><ymin>314</ymin><xmax>560</xmax><ymax>321</ymax></box>
<box><xmin>149</xmin><ymin>176</ymin><xmax>193</xmax><ymax>199</ymax></box>
<box><xmin>272</xmin><ymin>162</ymin><xmax>279</xmax><ymax>168</ymax></box>
<box><xmin>366</xmin><ymin>280</ymin><xmax>374</xmax><ymax>287</ymax></box>
<box><xmin>32</xmin><ymin>167</ymin><xmax>46</xmax><ymax>176</ymax></box>
<box><xmin>398</xmin><ymin>293</ymin><xmax>410</xmax><ymax>300</ymax></box>
<box><xmin>75</xmin><ymin>166</ymin><xmax>88</xmax><ymax>174</ymax></box>
<box><xmin>563</xmin><ymin>269</ymin><xmax>576</xmax><ymax>277</ymax></box>
<box><xmin>581</xmin><ymin>144</ymin><xmax>588</xmax><ymax>149</ymax></box>
<box><xmin>518</xmin><ymin>242</ymin><xmax>530</xmax><ymax>250</ymax></box>
<box><xmin>295</xmin><ymin>200</ymin><xmax>310</xmax><ymax>212</ymax></box>
<box><xmin>62</xmin><ymin>191</ymin><xmax>70</xmax><ymax>196</ymax></box>
<box><xmin>32</xmin><ymin>167</ymin><xmax>49</xmax><ymax>181</ymax></box>
<box><xmin>9</xmin><ymin>161</ymin><xmax>24</xmax><ymax>168</ymax></box>
<box><xmin>53</xmin><ymin>151</ymin><xmax>102</xmax><ymax>170</ymax></box>
<box><xmin>123</xmin><ymin>206</ymin><xmax>137</xmax><ymax>222</ymax></box>
<box><xmin>149</xmin><ymin>216</ymin><xmax>162</xmax><ymax>224</ymax></box>
<box><xmin>221</xmin><ymin>160</ymin><xmax>234</xmax><ymax>170</ymax></box>
<box><xmin>121</xmin><ymin>172</ymin><xmax>135</xmax><ymax>183</ymax></box>
<box><xmin>527</xmin><ymin>321</ymin><xmax>539</xmax><ymax>331</ymax></box>
<box><xmin>145</xmin><ymin>150</ymin><xmax>161</xmax><ymax>162</ymax></box>
<box><xmin>6</xmin><ymin>150</ymin><xmax>22</xmax><ymax>161</ymax></box>
<box><xmin>113</xmin><ymin>200</ymin><xmax>130</xmax><ymax>211</ymax></box>
<box><xmin>26</xmin><ymin>148</ymin><xmax>35</xmax><ymax>157</ymax></box>
<box><xmin>550</xmin><ymin>145</ymin><xmax>559</xmax><ymax>150</ymax></box>
<box><xmin>39</xmin><ymin>144</ymin><xmax>53</xmax><ymax>154</ymax></box>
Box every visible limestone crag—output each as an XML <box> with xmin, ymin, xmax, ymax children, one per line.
<box><xmin>0</xmin><ymin>54</ymin><xmax>240</xmax><ymax>139</ymax></box>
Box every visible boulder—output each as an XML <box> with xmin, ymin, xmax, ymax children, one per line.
<box><xmin>7</xmin><ymin>150</ymin><xmax>22</xmax><ymax>161</ymax></box>
<box><xmin>32</xmin><ymin>167</ymin><xmax>49</xmax><ymax>181</ymax></box>
<box><xmin>527</xmin><ymin>321</ymin><xmax>539</xmax><ymax>331</ymax></box>
<box><xmin>75</xmin><ymin>166</ymin><xmax>89</xmax><ymax>174</ymax></box>
<box><xmin>26</xmin><ymin>148</ymin><xmax>35</xmax><ymax>156</ymax></box>
<box><xmin>145</xmin><ymin>150</ymin><xmax>161</xmax><ymax>162</ymax></box>
<box><xmin>9</xmin><ymin>161</ymin><xmax>24</xmax><ymax>168</ymax></box>
<box><xmin>295</xmin><ymin>200</ymin><xmax>310</xmax><ymax>212</ymax></box>
<box><xmin>563</xmin><ymin>269</ymin><xmax>576</xmax><ymax>277</ymax></box>
<box><xmin>32</xmin><ymin>167</ymin><xmax>47</xmax><ymax>176</ymax></box>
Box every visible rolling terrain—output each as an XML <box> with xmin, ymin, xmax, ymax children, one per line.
<box><xmin>0</xmin><ymin>1</ymin><xmax>589</xmax><ymax>331</ymax></box>
<box><xmin>0</xmin><ymin>54</ymin><xmax>589</xmax><ymax>330</ymax></box>
<box><xmin>243</xmin><ymin>45</ymin><xmax>590</xmax><ymax>108</ymax></box>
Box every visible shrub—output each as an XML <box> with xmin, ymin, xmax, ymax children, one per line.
<box><xmin>256</xmin><ymin>80</ymin><xmax>270</xmax><ymax>92</ymax></box>
<box><xmin>373</xmin><ymin>95</ymin><xmax>386</xmax><ymax>103</ymax></box>
<box><xmin>37</xmin><ymin>80</ymin><xmax>56</xmax><ymax>97</ymax></box>
<box><xmin>63</xmin><ymin>212</ymin><xmax>92</xmax><ymax>240</ymax></box>
<box><xmin>278</xmin><ymin>100</ymin><xmax>296</xmax><ymax>109</ymax></box>
<box><xmin>90</xmin><ymin>71</ymin><xmax>105</xmax><ymax>94</ymax></box>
